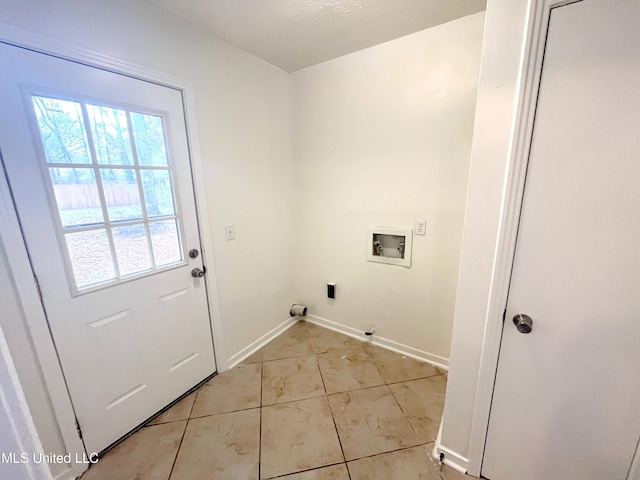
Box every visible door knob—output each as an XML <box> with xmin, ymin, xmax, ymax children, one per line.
<box><xmin>191</xmin><ymin>267</ymin><xmax>205</xmax><ymax>278</ymax></box>
<box><xmin>513</xmin><ymin>314</ymin><xmax>533</xmax><ymax>334</ymax></box>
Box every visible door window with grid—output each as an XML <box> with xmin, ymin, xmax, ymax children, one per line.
<box><xmin>32</xmin><ymin>95</ymin><xmax>184</xmax><ymax>292</ymax></box>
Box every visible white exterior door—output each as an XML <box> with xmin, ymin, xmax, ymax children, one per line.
<box><xmin>0</xmin><ymin>43</ymin><xmax>216</xmax><ymax>454</ymax></box>
<box><xmin>482</xmin><ymin>1</ymin><xmax>640</xmax><ymax>479</ymax></box>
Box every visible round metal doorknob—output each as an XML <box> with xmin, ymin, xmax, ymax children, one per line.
<box><xmin>513</xmin><ymin>314</ymin><xmax>533</xmax><ymax>334</ymax></box>
<box><xmin>191</xmin><ymin>268</ymin><xmax>205</xmax><ymax>278</ymax></box>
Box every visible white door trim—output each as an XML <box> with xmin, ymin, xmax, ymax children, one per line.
<box><xmin>0</xmin><ymin>322</ymin><xmax>52</xmax><ymax>480</ymax></box>
<box><xmin>0</xmin><ymin>113</ymin><xmax>86</xmax><ymax>480</ymax></box>
<box><xmin>0</xmin><ymin>23</ymin><xmax>227</xmax><ymax>478</ymax></box>
<box><xmin>460</xmin><ymin>0</ymin><xmax>580</xmax><ymax>476</ymax></box>
<box><xmin>0</xmin><ymin>164</ymin><xmax>68</xmax><ymax>480</ymax></box>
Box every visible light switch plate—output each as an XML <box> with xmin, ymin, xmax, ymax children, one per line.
<box><xmin>225</xmin><ymin>224</ymin><xmax>235</xmax><ymax>240</ymax></box>
<box><xmin>415</xmin><ymin>219</ymin><xmax>426</xmax><ymax>236</ymax></box>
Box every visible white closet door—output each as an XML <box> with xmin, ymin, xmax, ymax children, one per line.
<box><xmin>482</xmin><ymin>1</ymin><xmax>640</xmax><ymax>479</ymax></box>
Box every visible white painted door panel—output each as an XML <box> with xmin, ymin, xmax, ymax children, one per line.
<box><xmin>482</xmin><ymin>1</ymin><xmax>640</xmax><ymax>479</ymax></box>
<box><xmin>0</xmin><ymin>43</ymin><xmax>216</xmax><ymax>454</ymax></box>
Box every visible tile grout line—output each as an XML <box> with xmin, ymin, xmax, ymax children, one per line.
<box><xmin>313</xmin><ymin>352</ymin><xmax>351</xmax><ymax>480</ymax></box>
<box><xmin>309</xmin><ymin>320</ymin><xmax>351</xmax><ymax>478</ymax></box>
<box><xmin>166</xmin><ymin>386</ymin><xmax>200</xmax><ymax>479</ymax></box>
<box><xmin>352</xmin><ymin>354</ymin><xmax>448</xmax><ymax>479</ymax></box>
<box><xmin>365</xmin><ymin>344</ymin><xmax>445</xmax><ymax>384</ymax></box>
<box><xmin>362</xmin><ymin>346</ymin><xmax>389</xmax><ymax>388</ymax></box>
<box><xmin>348</xmin><ymin>443</ymin><xmax>437</xmax><ymax>465</ymax></box>
<box><xmin>323</xmin><ymin>379</ymin><xmax>433</xmax><ymax>402</ymax></box>
<box><xmin>262</xmin><ymin>351</ymin><xmax>316</xmax><ymax>362</ymax></box>
<box><xmin>188</xmin><ymin>403</ymin><xmax>264</xmax><ymax>419</ymax></box>
<box><xmin>384</xmin><ymin>373</ymin><xmax>444</xmax><ymax>386</ymax></box>
<box><xmin>264</xmin><ymin>320</ymin><xmax>341</xmax><ymax>479</ymax></box>
<box><xmin>213</xmin><ymin>372</ymin><xmax>442</xmax><ymax>413</ymax></box>
<box><xmin>265</xmin><ymin>462</ymin><xmax>348</xmax><ymax>479</ymax></box>
<box><xmin>387</xmin><ymin>381</ymin><xmax>424</xmax><ymax>446</ymax></box>
<box><xmin>305</xmin><ymin>316</ymin><xmax>351</xmax><ymax>480</ymax></box>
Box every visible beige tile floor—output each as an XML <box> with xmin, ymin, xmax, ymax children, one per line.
<box><xmin>80</xmin><ymin>321</ymin><xmax>468</xmax><ymax>480</ymax></box>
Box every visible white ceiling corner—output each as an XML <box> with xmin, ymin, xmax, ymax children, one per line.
<box><xmin>146</xmin><ymin>0</ymin><xmax>486</xmax><ymax>72</ymax></box>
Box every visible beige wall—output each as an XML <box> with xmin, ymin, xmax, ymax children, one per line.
<box><xmin>291</xmin><ymin>12</ymin><xmax>485</xmax><ymax>361</ymax></box>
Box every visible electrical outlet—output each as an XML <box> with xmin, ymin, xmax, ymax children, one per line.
<box><xmin>415</xmin><ymin>219</ymin><xmax>426</xmax><ymax>236</ymax></box>
<box><xmin>225</xmin><ymin>224</ymin><xmax>235</xmax><ymax>240</ymax></box>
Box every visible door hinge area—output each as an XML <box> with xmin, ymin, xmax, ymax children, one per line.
<box><xmin>75</xmin><ymin>418</ymin><xmax>83</xmax><ymax>440</ymax></box>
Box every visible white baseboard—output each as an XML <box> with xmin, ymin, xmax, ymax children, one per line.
<box><xmin>305</xmin><ymin>314</ymin><xmax>449</xmax><ymax>371</ymax></box>
<box><xmin>226</xmin><ymin>313</ymin><xmax>450</xmax><ymax>373</ymax></box>
<box><xmin>438</xmin><ymin>447</ymin><xmax>469</xmax><ymax>474</ymax></box>
<box><xmin>226</xmin><ymin>317</ymin><xmax>298</xmax><ymax>369</ymax></box>
<box><xmin>434</xmin><ymin>421</ymin><xmax>470</xmax><ymax>475</ymax></box>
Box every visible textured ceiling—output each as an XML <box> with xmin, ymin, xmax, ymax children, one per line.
<box><xmin>147</xmin><ymin>0</ymin><xmax>486</xmax><ymax>72</ymax></box>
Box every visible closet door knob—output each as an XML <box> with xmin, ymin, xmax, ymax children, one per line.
<box><xmin>513</xmin><ymin>314</ymin><xmax>533</xmax><ymax>334</ymax></box>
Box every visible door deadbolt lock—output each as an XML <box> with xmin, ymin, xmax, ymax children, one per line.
<box><xmin>513</xmin><ymin>313</ymin><xmax>533</xmax><ymax>334</ymax></box>
<box><xmin>188</xmin><ymin>249</ymin><xmax>199</xmax><ymax>259</ymax></box>
<box><xmin>191</xmin><ymin>267</ymin><xmax>205</xmax><ymax>278</ymax></box>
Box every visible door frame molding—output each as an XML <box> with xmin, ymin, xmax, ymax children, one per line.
<box><xmin>0</xmin><ymin>23</ymin><xmax>227</xmax><ymax>479</ymax></box>
<box><xmin>461</xmin><ymin>0</ymin><xmax>580</xmax><ymax>476</ymax></box>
